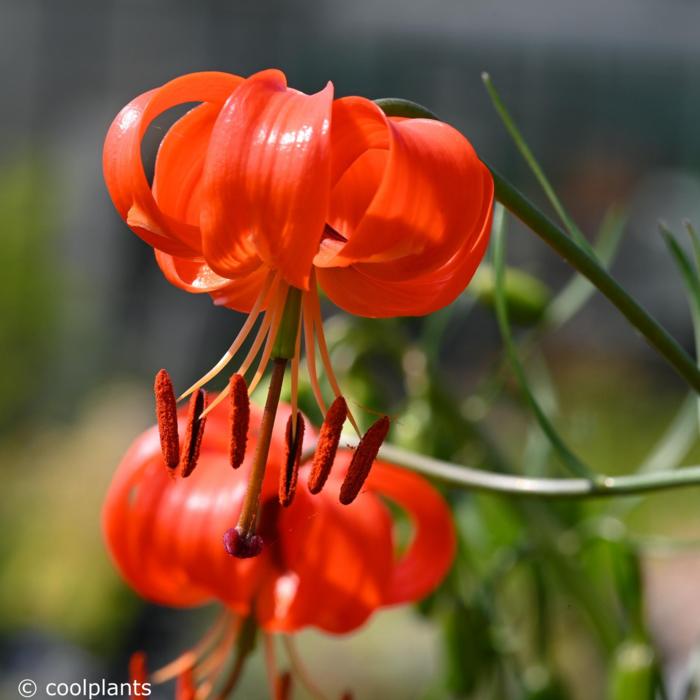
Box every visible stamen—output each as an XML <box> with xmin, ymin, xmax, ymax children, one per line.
<box><xmin>263</xmin><ymin>634</ymin><xmax>278</xmax><ymax>699</ymax></box>
<box><xmin>229</xmin><ymin>374</ymin><xmax>249</xmax><ymax>470</ymax></box>
<box><xmin>307</xmin><ymin>277</ymin><xmax>360</xmax><ymax>434</ymax></box>
<box><xmin>247</xmin><ymin>283</ymin><xmax>289</xmax><ymax>395</ymax></box>
<box><xmin>150</xmin><ymin>614</ymin><xmax>229</xmax><ymax>684</ymax></box>
<box><xmin>308</xmin><ymin>396</ymin><xmax>348</xmax><ymax>494</ymax></box>
<box><xmin>275</xmin><ymin>672</ymin><xmax>293</xmax><ymax>700</ymax></box>
<box><xmin>290</xmin><ymin>312</ymin><xmax>302</xmax><ymax>431</ymax></box>
<box><xmin>178</xmin><ymin>271</ymin><xmax>276</xmax><ymax>401</ymax></box>
<box><xmin>282</xmin><ymin>636</ymin><xmax>329</xmax><ymax>700</ymax></box>
<box><xmin>180</xmin><ymin>389</ymin><xmax>207</xmax><ymax>478</ymax></box>
<box><xmin>223</xmin><ymin>526</ymin><xmax>264</xmax><ymax>558</ymax></box>
<box><xmin>279</xmin><ymin>413</ymin><xmax>305</xmax><ymax>507</ymax></box>
<box><xmin>154</xmin><ymin>369</ymin><xmax>179</xmax><ymax>469</ymax></box>
<box><xmin>129</xmin><ymin>651</ymin><xmax>148</xmax><ymax>687</ymax></box>
<box><xmin>213</xmin><ymin>653</ymin><xmax>247</xmax><ymax>700</ymax></box>
<box><xmin>339</xmin><ymin>416</ymin><xmax>390</xmax><ymax>505</ymax></box>
<box><xmin>302</xmin><ymin>297</ymin><xmax>327</xmax><ymax>415</ymax></box>
<box><xmin>200</xmin><ymin>306</ymin><xmax>274</xmax><ymax>418</ymax></box>
<box><xmin>195</xmin><ymin>617</ymin><xmax>242</xmax><ymax>682</ymax></box>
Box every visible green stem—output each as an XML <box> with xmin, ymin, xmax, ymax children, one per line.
<box><xmin>492</xmin><ymin>204</ymin><xmax>596</xmax><ymax>480</ymax></box>
<box><xmin>491</xmin><ymin>168</ymin><xmax>700</xmax><ymax>392</ymax></box>
<box><xmin>375</xmin><ymin>97</ymin><xmax>700</xmax><ymax>393</ymax></box>
<box><xmin>303</xmin><ymin>438</ymin><xmax>700</xmax><ymax>500</ymax></box>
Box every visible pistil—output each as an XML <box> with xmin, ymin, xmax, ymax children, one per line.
<box><xmin>226</xmin><ymin>287</ymin><xmax>303</xmax><ymax>557</ymax></box>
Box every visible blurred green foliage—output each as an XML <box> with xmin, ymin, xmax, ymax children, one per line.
<box><xmin>0</xmin><ymin>157</ymin><xmax>60</xmax><ymax>428</ymax></box>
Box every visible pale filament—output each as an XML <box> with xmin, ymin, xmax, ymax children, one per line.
<box><xmin>150</xmin><ymin>612</ymin><xmax>229</xmax><ymax>684</ymax></box>
<box><xmin>302</xmin><ymin>296</ymin><xmax>327</xmax><ymax>416</ymax></box>
<box><xmin>263</xmin><ymin>634</ymin><xmax>279</xmax><ymax>698</ymax></box>
<box><xmin>199</xmin><ymin>306</ymin><xmax>274</xmax><ymax>418</ymax></box>
<box><xmin>247</xmin><ymin>282</ymin><xmax>290</xmax><ymax>396</ymax></box>
<box><xmin>282</xmin><ymin>635</ymin><xmax>328</xmax><ymax>700</ymax></box>
<box><xmin>179</xmin><ymin>270</ymin><xmax>278</xmax><ymax>401</ymax></box>
<box><xmin>200</xmin><ymin>285</ymin><xmax>289</xmax><ymax>418</ymax></box>
<box><xmin>290</xmin><ymin>313</ymin><xmax>302</xmax><ymax>431</ymax></box>
<box><xmin>194</xmin><ymin>618</ymin><xmax>241</xmax><ymax>688</ymax></box>
<box><xmin>307</xmin><ymin>276</ymin><xmax>360</xmax><ymax>435</ymax></box>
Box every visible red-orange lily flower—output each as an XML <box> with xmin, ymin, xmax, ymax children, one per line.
<box><xmin>103</xmin><ymin>68</ymin><xmax>492</xmax><ymax>316</ymax></box>
<box><xmin>103</xmin><ymin>398</ymin><xmax>456</xmax><ymax>697</ymax></box>
<box><xmin>103</xmin><ymin>69</ymin><xmax>492</xmax><ymax>554</ymax></box>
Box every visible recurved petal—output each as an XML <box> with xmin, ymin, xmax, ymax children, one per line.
<box><xmin>154</xmin><ymin>250</ymin><xmax>273</xmax><ymax>313</ymax></box>
<box><xmin>255</xmin><ymin>478</ymin><xmax>394</xmax><ymax>634</ymax></box>
<box><xmin>322</xmin><ymin>106</ymin><xmax>492</xmax><ymax>278</ymax></box>
<box><xmin>152</xmin><ymin>102</ymin><xmax>220</xmax><ymax>226</ymax></box>
<box><xmin>101</xmin><ymin>399</ymin><xmax>283</xmax><ymax>614</ymax></box>
<box><xmin>103</xmin><ymin>72</ymin><xmax>243</xmax><ymax>258</ymax></box>
<box><xmin>201</xmin><ymin>69</ymin><xmax>333</xmax><ymax>290</ymax></box>
<box><xmin>365</xmin><ymin>462</ymin><xmax>456</xmax><ymax>605</ymax></box>
<box><xmin>317</xmin><ymin>168</ymin><xmax>494</xmax><ymax>317</ymax></box>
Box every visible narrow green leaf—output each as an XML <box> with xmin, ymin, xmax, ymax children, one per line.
<box><xmin>660</xmin><ymin>223</ymin><xmax>700</xmax><ymax>431</ymax></box>
<box><xmin>492</xmin><ymin>204</ymin><xmax>596</xmax><ymax>480</ymax></box>
<box><xmin>482</xmin><ymin>73</ymin><xmax>595</xmax><ymax>257</ymax></box>
<box><xmin>545</xmin><ymin>206</ymin><xmax>626</xmax><ymax>328</ymax></box>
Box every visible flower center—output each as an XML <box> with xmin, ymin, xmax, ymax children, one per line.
<box><xmin>152</xmin><ymin>268</ymin><xmax>390</xmax><ymax>559</ymax></box>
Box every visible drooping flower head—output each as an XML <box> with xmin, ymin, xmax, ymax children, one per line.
<box><xmin>103</xmin><ymin>69</ymin><xmax>492</xmax><ymax>555</ymax></box>
<box><xmin>103</xmin><ymin>398</ymin><xmax>456</xmax><ymax>697</ymax></box>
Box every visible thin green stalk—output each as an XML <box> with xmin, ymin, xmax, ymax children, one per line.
<box><xmin>491</xmin><ymin>168</ymin><xmax>700</xmax><ymax>392</ymax></box>
<box><xmin>481</xmin><ymin>72</ymin><xmax>594</xmax><ymax>256</ymax></box>
<box><xmin>661</xmin><ymin>223</ymin><xmax>700</xmax><ymax>431</ymax></box>
<box><xmin>301</xmin><ymin>438</ymin><xmax>700</xmax><ymax>499</ymax></box>
<box><xmin>493</xmin><ymin>204</ymin><xmax>595</xmax><ymax>480</ymax></box>
<box><xmin>374</xmin><ymin>441</ymin><xmax>700</xmax><ymax>500</ymax></box>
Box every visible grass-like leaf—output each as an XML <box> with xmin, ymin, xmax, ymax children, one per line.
<box><xmin>492</xmin><ymin>204</ymin><xmax>595</xmax><ymax>480</ymax></box>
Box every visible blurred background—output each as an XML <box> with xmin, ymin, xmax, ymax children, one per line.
<box><xmin>3</xmin><ymin>0</ymin><xmax>700</xmax><ymax>698</ymax></box>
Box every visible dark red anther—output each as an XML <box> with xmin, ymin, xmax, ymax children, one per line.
<box><xmin>223</xmin><ymin>526</ymin><xmax>264</xmax><ymax>559</ymax></box>
<box><xmin>308</xmin><ymin>396</ymin><xmax>347</xmax><ymax>494</ymax></box>
<box><xmin>275</xmin><ymin>671</ymin><xmax>292</xmax><ymax>700</ymax></box>
<box><xmin>180</xmin><ymin>389</ymin><xmax>207</xmax><ymax>478</ymax></box>
<box><xmin>340</xmin><ymin>693</ymin><xmax>354</xmax><ymax>700</ymax></box>
<box><xmin>154</xmin><ymin>369</ymin><xmax>179</xmax><ymax>469</ymax></box>
<box><xmin>229</xmin><ymin>373</ymin><xmax>250</xmax><ymax>469</ymax></box>
<box><xmin>279</xmin><ymin>413</ymin><xmax>305</xmax><ymax>507</ymax></box>
<box><xmin>129</xmin><ymin>651</ymin><xmax>147</xmax><ymax>687</ymax></box>
<box><xmin>339</xmin><ymin>416</ymin><xmax>390</xmax><ymax>505</ymax></box>
<box><xmin>175</xmin><ymin>667</ymin><xmax>195</xmax><ymax>700</ymax></box>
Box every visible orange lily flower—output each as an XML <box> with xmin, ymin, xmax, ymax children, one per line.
<box><xmin>103</xmin><ymin>398</ymin><xmax>456</xmax><ymax>697</ymax></box>
<box><xmin>103</xmin><ymin>69</ymin><xmax>492</xmax><ymax>554</ymax></box>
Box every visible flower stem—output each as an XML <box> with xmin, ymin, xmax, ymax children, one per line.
<box><xmin>375</xmin><ymin>96</ymin><xmax>700</xmax><ymax>393</ymax></box>
<box><xmin>373</xmin><ymin>441</ymin><xmax>700</xmax><ymax>500</ymax></box>
<box><xmin>237</xmin><ymin>358</ymin><xmax>287</xmax><ymax>534</ymax></box>
<box><xmin>490</xmin><ymin>168</ymin><xmax>700</xmax><ymax>392</ymax></box>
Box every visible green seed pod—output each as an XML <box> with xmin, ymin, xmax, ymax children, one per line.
<box><xmin>471</xmin><ymin>263</ymin><xmax>551</xmax><ymax>325</ymax></box>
